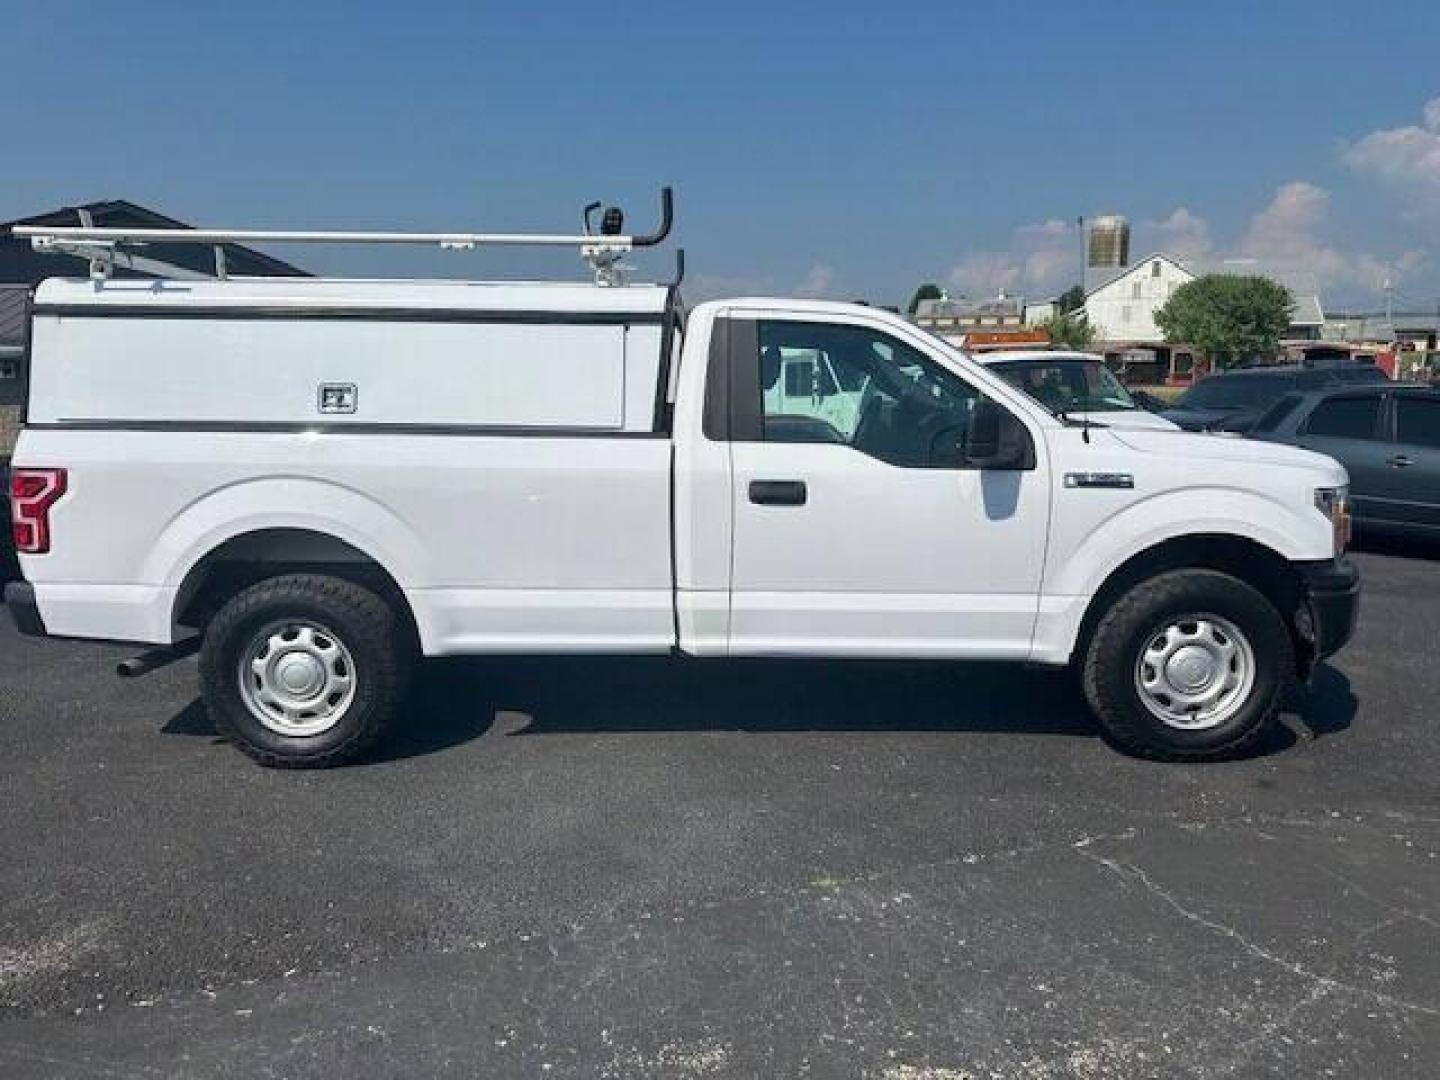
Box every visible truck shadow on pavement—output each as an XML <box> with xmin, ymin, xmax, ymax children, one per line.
<box><xmin>157</xmin><ymin>655</ymin><xmax>1357</xmax><ymax>765</ymax></box>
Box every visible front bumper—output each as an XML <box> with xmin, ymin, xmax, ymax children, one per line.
<box><xmin>1295</xmin><ymin>556</ymin><xmax>1360</xmax><ymax>664</ymax></box>
<box><xmin>4</xmin><ymin>581</ymin><xmax>48</xmax><ymax>637</ymax></box>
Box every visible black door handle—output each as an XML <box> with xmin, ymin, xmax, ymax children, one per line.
<box><xmin>749</xmin><ymin>480</ymin><xmax>807</xmax><ymax>506</ymax></box>
<box><xmin>1388</xmin><ymin>454</ymin><xmax>1414</xmax><ymax>468</ymax></box>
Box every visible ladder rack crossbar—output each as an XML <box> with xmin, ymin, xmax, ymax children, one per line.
<box><xmin>12</xmin><ymin>187</ymin><xmax>674</xmax><ymax>286</ymax></box>
<box><xmin>14</xmin><ymin>226</ymin><xmax>635</xmax><ymax>250</ymax></box>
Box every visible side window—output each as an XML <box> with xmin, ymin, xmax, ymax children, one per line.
<box><xmin>1252</xmin><ymin>392</ymin><xmax>1305</xmax><ymax>433</ymax></box>
<box><xmin>1305</xmin><ymin>395</ymin><xmax>1381</xmax><ymax>440</ymax></box>
<box><xmin>756</xmin><ymin>320</ymin><xmax>984</xmax><ymax>468</ymax></box>
<box><xmin>1396</xmin><ymin>397</ymin><xmax>1440</xmax><ymax>449</ymax></box>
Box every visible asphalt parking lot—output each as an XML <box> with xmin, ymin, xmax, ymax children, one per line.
<box><xmin>1</xmin><ymin>546</ymin><xmax>1437</xmax><ymax>1078</ymax></box>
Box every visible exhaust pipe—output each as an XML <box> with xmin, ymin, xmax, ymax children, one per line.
<box><xmin>117</xmin><ymin>636</ymin><xmax>200</xmax><ymax>679</ymax></box>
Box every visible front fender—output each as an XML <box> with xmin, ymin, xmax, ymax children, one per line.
<box><xmin>1044</xmin><ymin>486</ymin><xmax>1327</xmax><ymax>600</ymax></box>
<box><xmin>1028</xmin><ymin>485</ymin><xmax>1331</xmax><ymax>665</ymax></box>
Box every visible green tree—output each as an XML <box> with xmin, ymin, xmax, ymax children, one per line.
<box><xmin>1056</xmin><ymin>284</ymin><xmax>1086</xmax><ymax>314</ymax></box>
<box><xmin>1155</xmin><ymin>275</ymin><xmax>1293</xmax><ymax>369</ymax></box>
<box><xmin>907</xmin><ymin>282</ymin><xmax>943</xmax><ymax>314</ymax></box>
<box><xmin>1041</xmin><ymin>308</ymin><xmax>1097</xmax><ymax>350</ymax></box>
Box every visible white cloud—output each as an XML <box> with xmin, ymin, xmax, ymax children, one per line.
<box><xmin>1342</xmin><ymin>97</ymin><xmax>1440</xmax><ymax>224</ymax></box>
<box><xmin>795</xmin><ymin>263</ymin><xmax>837</xmax><ymax>298</ymax></box>
<box><xmin>1232</xmin><ymin>180</ymin><xmax>1425</xmax><ymax>296</ymax></box>
<box><xmin>947</xmin><ymin>251</ymin><xmax>1022</xmax><ymax>297</ymax></box>
<box><xmin>1147</xmin><ymin>208</ymin><xmax>1213</xmax><ymax>263</ymax></box>
<box><xmin>1237</xmin><ymin>181</ymin><xmax>1344</xmax><ymax>280</ymax></box>
<box><xmin>946</xmin><ymin>218</ymin><xmax>1079</xmax><ymax>299</ymax></box>
<box><xmin>683</xmin><ymin>272</ymin><xmax>770</xmax><ymax>302</ymax></box>
<box><xmin>686</xmin><ymin>262</ymin><xmax>842</xmax><ymax>302</ymax></box>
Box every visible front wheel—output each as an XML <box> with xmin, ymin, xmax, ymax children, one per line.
<box><xmin>1082</xmin><ymin>569</ymin><xmax>1294</xmax><ymax>761</ymax></box>
<box><xmin>199</xmin><ymin>573</ymin><xmax>414</xmax><ymax>768</ymax></box>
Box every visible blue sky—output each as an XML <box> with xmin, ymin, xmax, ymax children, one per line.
<box><xmin>3</xmin><ymin>0</ymin><xmax>1438</xmax><ymax>310</ymax></box>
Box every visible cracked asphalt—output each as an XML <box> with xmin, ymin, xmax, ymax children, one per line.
<box><xmin>1</xmin><ymin>545</ymin><xmax>1436</xmax><ymax>1078</ymax></box>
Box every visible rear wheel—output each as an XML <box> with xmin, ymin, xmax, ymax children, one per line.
<box><xmin>199</xmin><ymin>573</ymin><xmax>413</xmax><ymax>768</ymax></box>
<box><xmin>1082</xmin><ymin>569</ymin><xmax>1293</xmax><ymax>761</ymax></box>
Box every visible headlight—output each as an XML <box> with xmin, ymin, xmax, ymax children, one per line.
<box><xmin>1315</xmin><ymin>485</ymin><xmax>1351</xmax><ymax>554</ymax></box>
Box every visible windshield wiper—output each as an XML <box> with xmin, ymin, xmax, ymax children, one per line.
<box><xmin>1055</xmin><ymin>410</ymin><xmax>1108</xmax><ymax>441</ymax></box>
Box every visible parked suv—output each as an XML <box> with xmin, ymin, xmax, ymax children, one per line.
<box><xmin>1250</xmin><ymin>384</ymin><xmax>1439</xmax><ymax>537</ymax></box>
<box><xmin>1164</xmin><ymin>364</ymin><xmax>1389</xmax><ymax>433</ymax></box>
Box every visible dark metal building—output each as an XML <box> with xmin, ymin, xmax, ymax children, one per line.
<box><xmin>1</xmin><ymin>200</ymin><xmax>308</xmax><ymax>285</ymax></box>
<box><xmin>0</xmin><ymin>200</ymin><xmax>308</xmax><ymax>412</ymax></box>
<box><xmin>0</xmin><ymin>287</ymin><xmax>26</xmax><ymax>409</ymax></box>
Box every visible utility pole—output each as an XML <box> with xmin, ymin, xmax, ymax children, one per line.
<box><xmin>1076</xmin><ymin>215</ymin><xmax>1086</xmax><ymax>297</ymax></box>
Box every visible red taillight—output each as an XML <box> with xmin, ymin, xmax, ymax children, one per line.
<box><xmin>9</xmin><ymin>468</ymin><xmax>67</xmax><ymax>554</ymax></box>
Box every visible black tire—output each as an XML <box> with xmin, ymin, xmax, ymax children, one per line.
<box><xmin>1082</xmin><ymin>569</ymin><xmax>1294</xmax><ymax>761</ymax></box>
<box><xmin>199</xmin><ymin>573</ymin><xmax>414</xmax><ymax>768</ymax></box>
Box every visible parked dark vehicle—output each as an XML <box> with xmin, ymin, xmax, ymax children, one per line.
<box><xmin>1163</xmin><ymin>364</ymin><xmax>1389</xmax><ymax>433</ymax></box>
<box><xmin>1128</xmin><ymin>388</ymin><xmax>1171</xmax><ymax>413</ymax></box>
<box><xmin>1</xmin><ymin>460</ymin><xmax>16</xmax><ymax>582</ymax></box>
<box><xmin>1250</xmin><ymin>384</ymin><xmax>1440</xmax><ymax>537</ymax></box>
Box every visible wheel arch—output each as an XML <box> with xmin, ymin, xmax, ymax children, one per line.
<box><xmin>141</xmin><ymin>476</ymin><xmax>432</xmax><ymax>647</ymax></box>
<box><xmin>172</xmin><ymin>527</ymin><xmax>421</xmax><ymax>651</ymax></box>
<box><xmin>1071</xmin><ymin>533</ymin><xmax>1308</xmax><ymax>673</ymax></box>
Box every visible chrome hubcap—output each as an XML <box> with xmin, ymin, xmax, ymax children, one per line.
<box><xmin>238</xmin><ymin>622</ymin><xmax>357</xmax><ymax>736</ymax></box>
<box><xmin>1134</xmin><ymin>614</ymin><xmax>1255</xmax><ymax>731</ymax></box>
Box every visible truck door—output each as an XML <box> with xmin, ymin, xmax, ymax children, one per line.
<box><xmin>718</xmin><ymin>312</ymin><xmax>1051</xmax><ymax>658</ymax></box>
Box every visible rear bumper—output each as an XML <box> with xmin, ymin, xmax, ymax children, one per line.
<box><xmin>1295</xmin><ymin>556</ymin><xmax>1360</xmax><ymax>662</ymax></box>
<box><xmin>4</xmin><ymin>581</ymin><xmax>47</xmax><ymax>637</ymax></box>
<box><xmin>4</xmin><ymin>580</ymin><xmax>175</xmax><ymax>644</ymax></box>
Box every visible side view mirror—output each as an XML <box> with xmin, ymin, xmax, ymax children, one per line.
<box><xmin>966</xmin><ymin>400</ymin><xmax>1034</xmax><ymax>470</ymax></box>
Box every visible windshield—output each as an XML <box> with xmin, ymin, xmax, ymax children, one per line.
<box><xmin>1175</xmin><ymin>374</ymin><xmax>1296</xmax><ymax>411</ymax></box>
<box><xmin>992</xmin><ymin>358</ymin><xmax>1138</xmax><ymax>415</ymax></box>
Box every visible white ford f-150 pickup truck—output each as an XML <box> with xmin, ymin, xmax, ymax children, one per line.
<box><xmin>4</xmin><ymin>192</ymin><xmax>1359</xmax><ymax>766</ymax></box>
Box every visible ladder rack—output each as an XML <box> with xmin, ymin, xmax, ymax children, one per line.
<box><xmin>13</xmin><ymin>187</ymin><xmax>674</xmax><ymax>286</ymax></box>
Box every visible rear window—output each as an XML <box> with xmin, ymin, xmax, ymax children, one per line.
<box><xmin>1305</xmin><ymin>395</ymin><xmax>1382</xmax><ymax>440</ymax></box>
<box><xmin>1327</xmin><ymin>365</ymin><xmax>1389</xmax><ymax>385</ymax></box>
<box><xmin>1396</xmin><ymin>396</ymin><xmax>1440</xmax><ymax>449</ymax></box>
<box><xmin>1252</xmin><ymin>392</ymin><xmax>1306</xmax><ymax>433</ymax></box>
<box><xmin>991</xmin><ymin>358</ymin><xmax>1139</xmax><ymax>415</ymax></box>
<box><xmin>1176</xmin><ymin>373</ymin><xmax>1296</xmax><ymax>410</ymax></box>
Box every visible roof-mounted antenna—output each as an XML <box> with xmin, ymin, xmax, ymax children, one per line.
<box><xmin>16</xmin><ymin>187</ymin><xmax>677</xmax><ymax>287</ymax></box>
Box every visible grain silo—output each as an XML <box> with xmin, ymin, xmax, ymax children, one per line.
<box><xmin>1087</xmin><ymin>215</ymin><xmax>1130</xmax><ymax>272</ymax></box>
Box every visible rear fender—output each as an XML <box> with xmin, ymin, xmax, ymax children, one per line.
<box><xmin>146</xmin><ymin>477</ymin><xmax>431</xmax><ymax>594</ymax></box>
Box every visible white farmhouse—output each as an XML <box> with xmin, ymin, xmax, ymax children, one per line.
<box><xmin>1084</xmin><ymin>254</ymin><xmax>1194</xmax><ymax>344</ymax></box>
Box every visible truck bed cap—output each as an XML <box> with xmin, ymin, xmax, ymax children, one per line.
<box><xmin>32</xmin><ymin>277</ymin><xmax>673</xmax><ymax>318</ymax></box>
